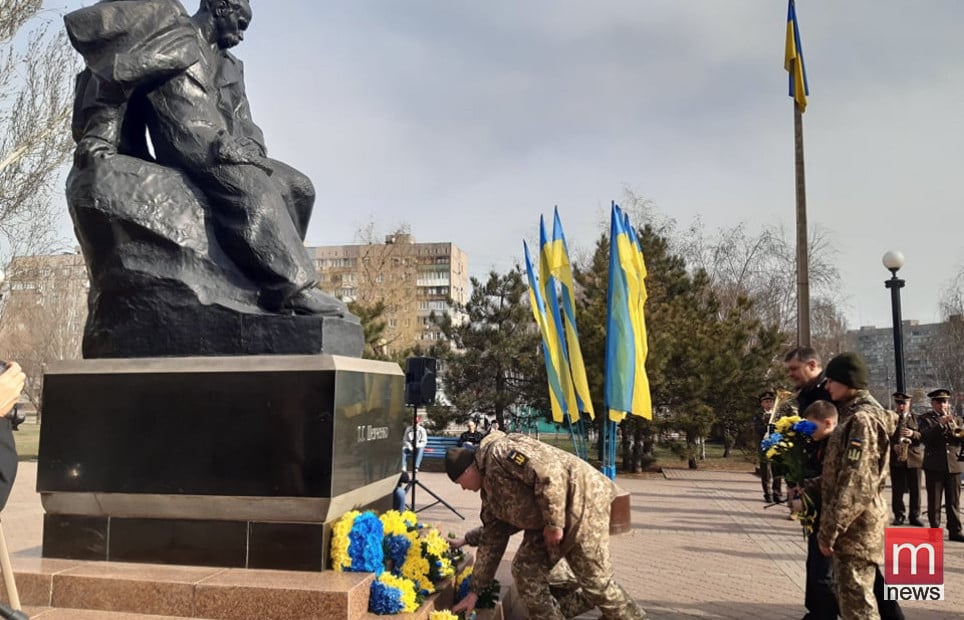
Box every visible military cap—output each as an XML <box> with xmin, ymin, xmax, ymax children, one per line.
<box><xmin>758</xmin><ymin>391</ymin><xmax>775</xmax><ymax>402</ymax></box>
<box><xmin>825</xmin><ymin>352</ymin><xmax>869</xmax><ymax>389</ymax></box>
<box><xmin>927</xmin><ymin>388</ymin><xmax>951</xmax><ymax>401</ymax></box>
<box><xmin>445</xmin><ymin>447</ymin><xmax>475</xmax><ymax>482</ymax></box>
<box><xmin>892</xmin><ymin>391</ymin><xmax>911</xmax><ymax>402</ymax></box>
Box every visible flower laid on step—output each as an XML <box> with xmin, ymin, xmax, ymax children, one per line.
<box><xmin>369</xmin><ymin>572</ymin><xmax>419</xmax><ymax>615</ymax></box>
<box><xmin>455</xmin><ymin>565</ymin><xmax>500</xmax><ymax>609</ymax></box>
<box><xmin>330</xmin><ymin>510</ymin><xmax>384</xmax><ymax>573</ymax></box>
<box><xmin>380</xmin><ymin>510</ymin><xmax>419</xmax><ymax>574</ymax></box>
<box><xmin>428</xmin><ymin>611</ymin><xmax>460</xmax><ymax>620</ymax></box>
<box><xmin>422</xmin><ymin>527</ymin><xmax>456</xmax><ymax>582</ymax></box>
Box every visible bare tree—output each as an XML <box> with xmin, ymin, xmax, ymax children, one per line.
<box><xmin>933</xmin><ymin>275</ymin><xmax>964</xmax><ymax>397</ymax></box>
<box><xmin>675</xmin><ymin>218</ymin><xmax>848</xmax><ymax>351</ymax></box>
<box><xmin>0</xmin><ymin>252</ymin><xmax>87</xmax><ymax>417</ymax></box>
<box><xmin>0</xmin><ymin>0</ymin><xmax>77</xmax><ymax>259</ymax></box>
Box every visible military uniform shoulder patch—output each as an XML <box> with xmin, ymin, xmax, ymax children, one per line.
<box><xmin>846</xmin><ymin>438</ymin><xmax>863</xmax><ymax>464</ymax></box>
<box><xmin>507</xmin><ymin>449</ymin><xmax>529</xmax><ymax>467</ymax></box>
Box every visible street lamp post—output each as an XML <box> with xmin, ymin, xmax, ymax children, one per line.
<box><xmin>882</xmin><ymin>251</ymin><xmax>906</xmax><ymax>394</ymax></box>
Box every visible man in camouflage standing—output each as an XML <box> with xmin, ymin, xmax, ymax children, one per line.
<box><xmin>446</xmin><ymin>431</ymin><xmax>645</xmax><ymax>620</ymax></box>
<box><xmin>819</xmin><ymin>352</ymin><xmax>901</xmax><ymax>619</ymax></box>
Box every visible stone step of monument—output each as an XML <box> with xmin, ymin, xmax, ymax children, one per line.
<box><xmin>22</xmin><ymin>607</ymin><xmax>216</xmax><ymax>619</ymax></box>
<box><xmin>4</xmin><ymin>557</ymin><xmax>522</xmax><ymax>620</ymax></box>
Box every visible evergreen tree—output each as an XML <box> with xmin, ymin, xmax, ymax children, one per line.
<box><xmin>432</xmin><ymin>268</ymin><xmax>546</xmax><ymax>432</ymax></box>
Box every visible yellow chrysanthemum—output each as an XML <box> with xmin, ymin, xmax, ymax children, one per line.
<box><xmin>377</xmin><ymin>573</ymin><xmax>419</xmax><ymax>613</ymax></box>
<box><xmin>380</xmin><ymin>510</ymin><xmax>412</xmax><ymax>537</ymax></box>
<box><xmin>423</xmin><ymin>528</ymin><xmax>451</xmax><ymax>558</ymax></box>
<box><xmin>429</xmin><ymin>611</ymin><xmax>460</xmax><ymax>620</ymax></box>
<box><xmin>330</xmin><ymin>510</ymin><xmax>360</xmax><ymax>571</ymax></box>
<box><xmin>456</xmin><ymin>565</ymin><xmax>473</xmax><ymax>583</ymax></box>
<box><xmin>766</xmin><ymin>446</ymin><xmax>778</xmax><ymax>459</ymax></box>
<box><xmin>775</xmin><ymin>415</ymin><xmax>801</xmax><ymax>434</ymax></box>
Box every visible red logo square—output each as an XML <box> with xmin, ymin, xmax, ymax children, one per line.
<box><xmin>885</xmin><ymin>528</ymin><xmax>944</xmax><ymax>585</ymax></box>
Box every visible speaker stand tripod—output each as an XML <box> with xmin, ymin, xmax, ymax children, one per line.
<box><xmin>406</xmin><ymin>404</ymin><xmax>464</xmax><ymax>520</ymax></box>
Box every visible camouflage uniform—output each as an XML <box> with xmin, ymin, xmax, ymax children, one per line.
<box><xmin>819</xmin><ymin>391</ymin><xmax>897</xmax><ymax>620</ymax></box>
<box><xmin>464</xmin><ymin>526</ymin><xmax>594</xmax><ymax>619</ymax></box>
<box><xmin>467</xmin><ymin>431</ymin><xmax>645</xmax><ymax>620</ymax></box>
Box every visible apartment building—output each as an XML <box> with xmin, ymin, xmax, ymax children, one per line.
<box><xmin>309</xmin><ymin>233</ymin><xmax>468</xmax><ymax>354</ymax></box>
<box><xmin>844</xmin><ymin>319</ymin><xmax>952</xmax><ymax>407</ymax></box>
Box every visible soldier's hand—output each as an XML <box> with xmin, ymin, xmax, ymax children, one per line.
<box><xmin>448</xmin><ymin>536</ymin><xmax>466</xmax><ymax>549</ymax></box>
<box><xmin>543</xmin><ymin>525</ymin><xmax>563</xmax><ymax>548</ymax></box>
<box><xmin>900</xmin><ymin>427</ymin><xmax>913</xmax><ymax>438</ymax></box>
<box><xmin>818</xmin><ymin>542</ymin><xmax>834</xmax><ymax>557</ymax></box>
<box><xmin>452</xmin><ymin>591</ymin><xmax>478</xmax><ymax>615</ymax></box>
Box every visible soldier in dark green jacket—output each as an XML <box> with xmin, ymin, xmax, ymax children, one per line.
<box><xmin>446</xmin><ymin>432</ymin><xmax>645</xmax><ymax>620</ymax></box>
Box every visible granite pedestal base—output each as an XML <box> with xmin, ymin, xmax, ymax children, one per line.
<box><xmin>37</xmin><ymin>355</ymin><xmax>404</xmax><ymax>571</ymax></box>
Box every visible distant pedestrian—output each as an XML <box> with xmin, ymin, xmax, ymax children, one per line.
<box><xmin>401</xmin><ymin>415</ymin><xmax>428</xmax><ymax>472</ymax></box>
<box><xmin>457</xmin><ymin>420</ymin><xmax>483</xmax><ymax>448</ymax></box>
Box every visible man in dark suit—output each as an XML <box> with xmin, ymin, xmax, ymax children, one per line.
<box><xmin>918</xmin><ymin>388</ymin><xmax>964</xmax><ymax>542</ymax></box>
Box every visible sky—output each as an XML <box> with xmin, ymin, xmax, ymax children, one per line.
<box><xmin>42</xmin><ymin>0</ymin><xmax>964</xmax><ymax>330</ymax></box>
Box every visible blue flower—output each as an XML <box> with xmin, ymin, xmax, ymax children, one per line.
<box><xmin>369</xmin><ymin>580</ymin><xmax>403</xmax><ymax>614</ymax></box>
<box><xmin>384</xmin><ymin>534</ymin><xmax>411</xmax><ymax>572</ymax></box>
<box><xmin>760</xmin><ymin>432</ymin><xmax>783</xmax><ymax>451</ymax></box>
<box><xmin>348</xmin><ymin>511</ymin><xmax>384</xmax><ymax>573</ymax></box>
<box><xmin>793</xmin><ymin>419</ymin><xmax>818</xmax><ymax>436</ymax></box>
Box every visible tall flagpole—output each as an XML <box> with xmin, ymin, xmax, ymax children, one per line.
<box><xmin>794</xmin><ymin>101</ymin><xmax>810</xmax><ymax>347</ymax></box>
<box><xmin>786</xmin><ymin>0</ymin><xmax>811</xmax><ymax>348</ymax></box>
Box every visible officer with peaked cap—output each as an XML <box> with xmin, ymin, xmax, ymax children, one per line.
<box><xmin>890</xmin><ymin>391</ymin><xmax>924</xmax><ymax>526</ymax></box>
<box><xmin>919</xmin><ymin>388</ymin><xmax>964</xmax><ymax>541</ymax></box>
<box><xmin>753</xmin><ymin>391</ymin><xmax>784</xmax><ymax>503</ymax></box>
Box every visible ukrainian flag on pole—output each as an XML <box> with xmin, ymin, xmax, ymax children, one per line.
<box><xmin>785</xmin><ymin>0</ymin><xmax>809</xmax><ymax>111</ymax></box>
<box><xmin>605</xmin><ymin>203</ymin><xmax>653</xmax><ymax>423</ymax></box>
<box><xmin>542</xmin><ymin>209</ymin><xmax>595</xmax><ymax>420</ymax></box>
<box><xmin>523</xmin><ymin>241</ymin><xmax>575</xmax><ymax>424</ymax></box>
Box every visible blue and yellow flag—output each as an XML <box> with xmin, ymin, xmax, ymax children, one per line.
<box><xmin>544</xmin><ymin>208</ymin><xmax>595</xmax><ymax>420</ymax></box>
<box><xmin>539</xmin><ymin>217</ymin><xmax>580</xmax><ymax>423</ymax></box>
<box><xmin>785</xmin><ymin>0</ymin><xmax>809</xmax><ymax>111</ymax></box>
<box><xmin>524</xmin><ymin>240</ymin><xmax>574</xmax><ymax>424</ymax></box>
<box><xmin>605</xmin><ymin>203</ymin><xmax>653</xmax><ymax>422</ymax></box>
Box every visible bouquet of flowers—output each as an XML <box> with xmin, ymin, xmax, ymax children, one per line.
<box><xmin>760</xmin><ymin>415</ymin><xmax>820</xmax><ymax>536</ymax></box>
<box><xmin>455</xmin><ymin>565</ymin><xmax>500</xmax><ymax>609</ymax></box>
<box><xmin>369</xmin><ymin>573</ymin><xmax>419</xmax><ymax>614</ymax></box>
<box><xmin>761</xmin><ymin>415</ymin><xmax>816</xmax><ymax>485</ymax></box>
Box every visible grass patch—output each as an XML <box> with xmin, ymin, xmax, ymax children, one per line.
<box><xmin>13</xmin><ymin>422</ymin><xmax>39</xmax><ymax>460</ymax></box>
<box><xmin>535</xmin><ymin>433</ymin><xmax>757</xmax><ymax>473</ymax></box>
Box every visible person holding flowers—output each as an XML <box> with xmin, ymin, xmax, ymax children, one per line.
<box><xmin>444</xmin><ymin>431</ymin><xmax>645</xmax><ymax>620</ymax></box>
<box><xmin>819</xmin><ymin>352</ymin><xmax>902</xmax><ymax>620</ymax></box>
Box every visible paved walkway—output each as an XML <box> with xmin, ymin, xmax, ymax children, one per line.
<box><xmin>5</xmin><ymin>463</ymin><xmax>962</xmax><ymax>618</ymax></box>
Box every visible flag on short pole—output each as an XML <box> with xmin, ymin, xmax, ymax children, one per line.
<box><xmin>541</xmin><ymin>208</ymin><xmax>595</xmax><ymax>420</ymax></box>
<box><xmin>523</xmin><ymin>241</ymin><xmax>575</xmax><ymax>424</ymax></box>
<box><xmin>785</xmin><ymin>0</ymin><xmax>809</xmax><ymax>111</ymax></box>
<box><xmin>604</xmin><ymin>203</ymin><xmax>653</xmax><ymax>423</ymax></box>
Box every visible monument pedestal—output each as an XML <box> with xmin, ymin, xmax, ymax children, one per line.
<box><xmin>38</xmin><ymin>355</ymin><xmax>404</xmax><ymax>571</ymax></box>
